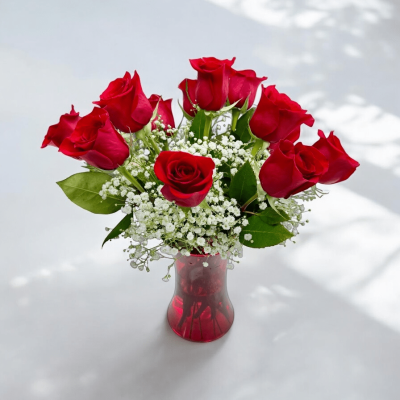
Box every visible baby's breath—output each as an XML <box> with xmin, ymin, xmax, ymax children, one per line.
<box><xmin>99</xmin><ymin>112</ymin><xmax>318</xmax><ymax>275</ymax></box>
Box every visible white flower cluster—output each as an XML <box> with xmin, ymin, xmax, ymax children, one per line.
<box><xmin>99</xmin><ymin>122</ymin><xmax>258</xmax><ymax>276</ymax></box>
<box><xmin>99</xmin><ymin>112</ymin><xmax>323</xmax><ymax>278</ymax></box>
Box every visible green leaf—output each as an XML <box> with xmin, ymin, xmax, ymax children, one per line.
<box><xmin>239</xmin><ymin>216</ymin><xmax>293</xmax><ymax>248</ymax></box>
<box><xmin>229</xmin><ymin>161</ymin><xmax>257</xmax><ymax>206</ymax></box>
<box><xmin>233</xmin><ymin>108</ymin><xmax>255</xmax><ymax>143</ymax></box>
<box><xmin>57</xmin><ymin>172</ymin><xmax>124</xmax><ymax>214</ymax></box>
<box><xmin>102</xmin><ymin>213</ymin><xmax>132</xmax><ymax>247</ymax></box>
<box><xmin>258</xmin><ymin>207</ymin><xmax>289</xmax><ymax>225</ymax></box>
<box><xmin>189</xmin><ymin>109</ymin><xmax>207</xmax><ymax>143</ymax></box>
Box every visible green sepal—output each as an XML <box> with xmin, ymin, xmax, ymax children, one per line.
<box><xmin>239</xmin><ymin>96</ymin><xmax>250</xmax><ymax>114</ymax></box>
<box><xmin>251</xmin><ymin>138</ymin><xmax>265</xmax><ymax>157</ymax></box>
<box><xmin>102</xmin><ymin>213</ymin><xmax>133</xmax><ymax>247</ymax></box>
<box><xmin>233</xmin><ymin>108</ymin><xmax>255</xmax><ymax>143</ymax></box>
<box><xmin>199</xmin><ymin>199</ymin><xmax>211</xmax><ymax>210</ymax></box>
<box><xmin>81</xmin><ymin>164</ymin><xmax>114</xmax><ymax>176</ymax></box>
<box><xmin>178</xmin><ymin>206</ymin><xmax>190</xmax><ymax>215</ymax></box>
<box><xmin>57</xmin><ymin>172</ymin><xmax>124</xmax><ymax>214</ymax></box>
<box><xmin>239</xmin><ymin>216</ymin><xmax>293</xmax><ymax>248</ymax></box>
<box><xmin>178</xmin><ymin>100</ymin><xmax>194</xmax><ymax>121</ymax></box>
<box><xmin>149</xmin><ymin>100</ymin><xmax>160</xmax><ymax>125</ymax></box>
<box><xmin>265</xmin><ymin>194</ymin><xmax>286</xmax><ymax>218</ymax></box>
<box><xmin>229</xmin><ymin>161</ymin><xmax>257</xmax><ymax>207</ymax></box>
<box><xmin>218</xmin><ymin>100</ymin><xmax>240</xmax><ymax>114</ymax></box>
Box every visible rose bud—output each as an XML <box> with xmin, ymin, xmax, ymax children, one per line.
<box><xmin>93</xmin><ymin>71</ymin><xmax>153</xmax><ymax>133</ymax></box>
<box><xmin>189</xmin><ymin>57</ymin><xmax>236</xmax><ymax>111</ymax></box>
<box><xmin>154</xmin><ymin>151</ymin><xmax>215</xmax><ymax>207</ymax></box>
<box><xmin>228</xmin><ymin>69</ymin><xmax>267</xmax><ymax>109</ymax></box>
<box><xmin>41</xmin><ymin>105</ymin><xmax>81</xmax><ymax>149</ymax></box>
<box><xmin>148</xmin><ymin>94</ymin><xmax>175</xmax><ymax>134</ymax></box>
<box><xmin>313</xmin><ymin>130</ymin><xmax>360</xmax><ymax>184</ymax></box>
<box><xmin>59</xmin><ymin>107</ymin><xmax>129</xmax><ymax>170</ymax></box>
<box><xmin>259</xmin><ymin>140</ymin><xmax>329</xmax><ymax>198</ymax></box>
<box><xmin>178</xmin><ymin>78</ymin><xmax>198</xmax><ymax>117</ymax></box>
<box><xmin>249</xmin><ymin>85</ymin><xmax>314</xmax><ymax>144</ymax></box>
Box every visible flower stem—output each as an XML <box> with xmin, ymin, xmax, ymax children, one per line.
<box><xmin>118</xmin><ymin>166</ymin><xmax>145</xmax><ymax>193</ymax></box>
<box><xmin>136</xmin><ymin>128</ymin><xmax>161</xmax><ymax>155</ymax></box>
<box><xmin>147</xmin><ymin>134</ymin><xmax>161</xmax><ymax>155</ymax></box>
<box><xmin>203</xmin><ymin>114</ymin><xmax>212</xmax><ymax>139</ymax></box>
<box><xmin>231</xmin><ymin>108</ymin><xmax>240</xmax><ymax>132</ymax></box>
<box><xmin>241</xmin><ymin>193</ymin><xmax>258</xmax><ymax>212</ymax></box>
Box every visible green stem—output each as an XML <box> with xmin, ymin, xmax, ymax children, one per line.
<box><xmin>241</xmin><ymin>193</ymin><xmax>258</xmax><ymax>212</ymax></box>
<box><xmin>147</xmin><ymin>134</ymin><xmax>161</xmax><ymax>155</ymax></box>
<box><xmin>118</xmin><ymin>166</ymin><xmax>145</xmax><ymax>193</ymax></box>
<box><xmin>231</xmin><ymin>108</ymin><xmax>240</xmax><ymax>132</ymax></box>
<box><xmin>203</xmin><ymin>115</ymin><xmax>212</xmax><ymax>139</ymax></box>
<box><xmin>136</xmin><ymin>129</ymin><xmax>161</xmax><ymax>155</ymax></box>
<box><xmin>251</xmin><ymin>138</ymin><xmax>264</xmax><ymax>157</ymax></box>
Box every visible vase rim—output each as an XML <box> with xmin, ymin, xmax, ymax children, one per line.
<box><xmin>179</xmin><ymin>252</ymin><xmax>220</xmax><ymax>258</ymax></box>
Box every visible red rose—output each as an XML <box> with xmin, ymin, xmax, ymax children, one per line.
<box><xmin>59</xmin><ymin>107</ymin><xmax>129</xmax><ymax>170</ymax></box>
<box><xmin>148</xmin><ymin>94</ymin><xmax>175</xmax><ymax>134</ymax></box>
<box><xmin>41</xmin><ymin>105</ymin><xmax>81</xmax><ymax>149</ymax></box>
<box><xmin>189</xmin><ymin>57</ymin><xmax>236</xmax><ymax>111</ymax></box>
<box><xmin>154</xmin><ymin>151</ymin><xmax>215</xmax><ymax>207</ymax></box>
<box><xmin>93</xmin><ymin>71</ymin><xmax>153</xmax><ymax>133</ymax></box>
<box><xmin>268</xmin><ymin>127</ymin><xmax>301</xmax><ymax>152</ymax></box>
<box><xmin>313</xmin><ymin>130</ymin><xmax>360</xmax><ymax>184</ymax></box>
<box><xmin>228</xmin><ymin>68</ymin><xmax>267</xmax><ymax>109</ymax></box>
<box><xmin>259</xmin><ymin>140</ymin><xmax>329</xmax><ymax>198</ymax></box>
<box><xmin>178</xmin><ymin>78</ymin><xmax>198</xmax><ymax>117</ymax></box>
<box><xmin>249</xmin><ymin>85</ymin><xmax>314</xmax><ymax>143</ymax></box>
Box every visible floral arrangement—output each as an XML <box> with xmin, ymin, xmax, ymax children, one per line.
<box><xmin>42</xmin><ymin>57</ymin><xmax>359</xmax><ymax>281</ymax></box>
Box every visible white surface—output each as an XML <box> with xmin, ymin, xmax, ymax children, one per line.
<box><xmin>1</xmin><ymin>0</ymin><xmax>400</xmax><ymax>399</ymax></box>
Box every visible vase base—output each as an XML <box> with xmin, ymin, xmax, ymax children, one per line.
<box><xmin>166</xmin><ymin>253</ymin><xmax>234</xmax><ymax>343</ymax></box>
<box><xmin>167</xmin><ymin>298</ymin><xmax>234</xmax><ymax>343</ymax></box>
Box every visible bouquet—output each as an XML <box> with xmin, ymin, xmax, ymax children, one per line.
<box><xmin>41</xmin><ymin>56</ymin><xmax>359</xmax><ymax>282</ymax></box>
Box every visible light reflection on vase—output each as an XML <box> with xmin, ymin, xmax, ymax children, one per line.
<box><xmin>167</xmin><ymin>253</ymin><xmax>234</xmax><ymax>342</ymax></box>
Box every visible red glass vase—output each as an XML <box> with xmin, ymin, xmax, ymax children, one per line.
<box><xmin>167</xmin><ymin>253</ymin><xmax>234</xmax><ymax>342</ymax></box>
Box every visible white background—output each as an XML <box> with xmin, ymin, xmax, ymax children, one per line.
<box><xmin>1</xmin><ymin>0</ymin><xmax>400</xmax><ymax>399</ymax></box>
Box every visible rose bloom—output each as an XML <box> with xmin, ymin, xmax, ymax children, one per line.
<box><xmin>154</xmin><ymin>151</ymin><xmax>215</xmax><ymax>207</ymax></box>
<box><xmin>189</xmin><ymin>57</ymin><xmax>236</xmax><ymax>111</ymax></box>
<box><xmin>148</xmin><ymin>94</ymin><xmax>175</xmax><ymax>134</ymax></box>
<box><xmin>93</xmin><ymin>71</ymin><xmax>153</xmax><ymax>133</ymax></box>
<box><xmin>259</xmin><ymin>140</ymin><xmax>329</xmax><ymax>198</ymax></box>
<box><xmin>41</xmin><ymin>105</ymin><xmax>81</xmax><ymax>149</ymax></box>
<box><xmin>59</xmin><ymin>107</ymin><xmax>129</xmax><ymax>170</ymax></box>
<box><xmin>178</xmin><ymin>78</ymin><xmax>198</xmax><ymax>117</ymax></box>
<box><xmin>250</xmin><ymin>85</ymin><xmax>314</xmax><ymax>144</ymax></box>
<box><xmin>313</xmin><ymin>130</ymin><xmax>360</xmax><ymax>184</ymax></box>
<box><xmin>228</xmin><ymin>68</ymin><xmax>267</xmax><ymax>109</ymax></box>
